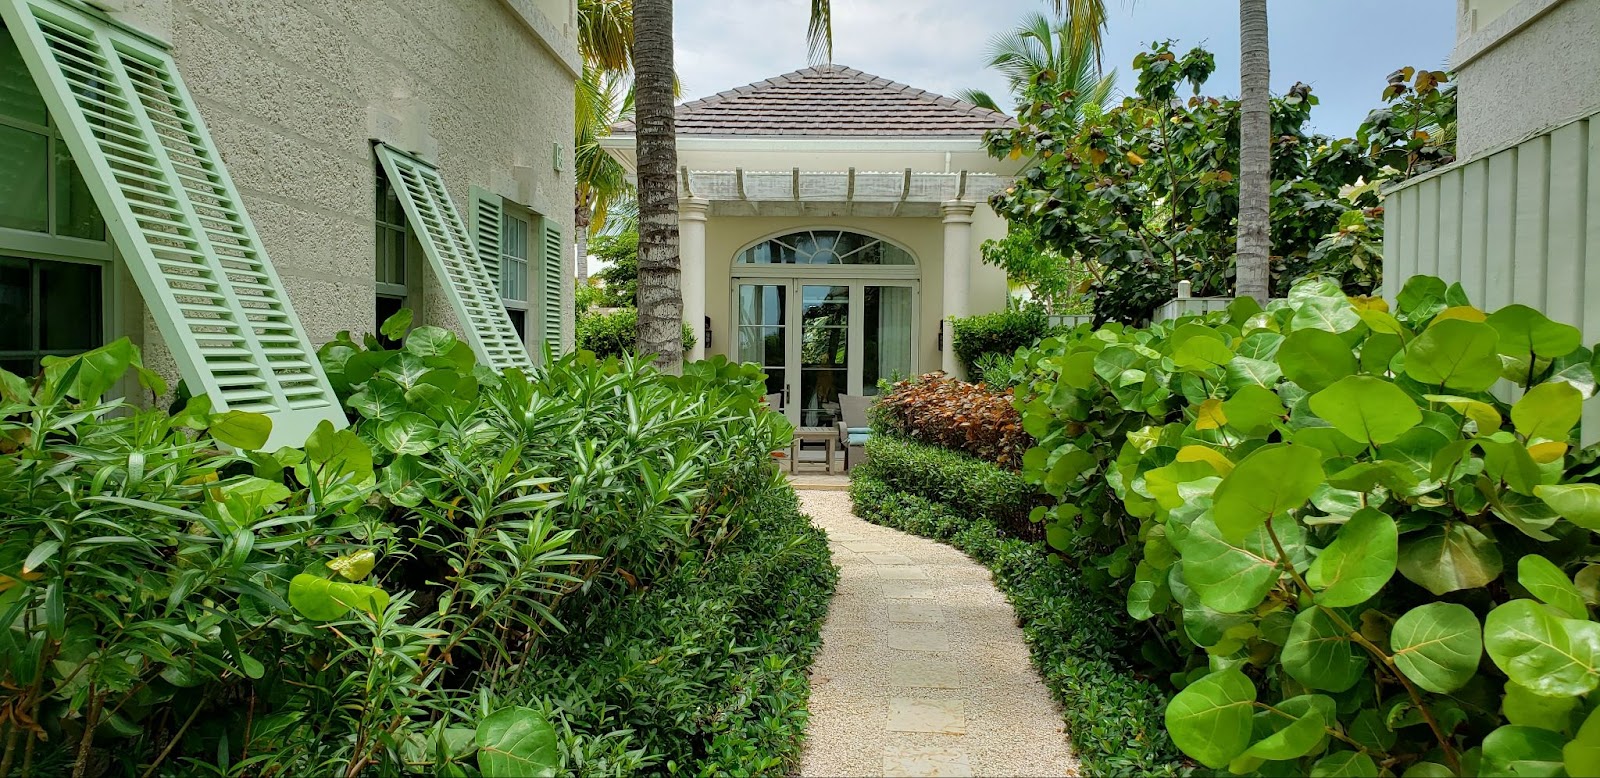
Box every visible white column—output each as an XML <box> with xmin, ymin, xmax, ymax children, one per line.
<box><xmin>940</xmin><ymin>200</ymin><xmax>976</xmax><ymax>377</ymax></box>
<box><xmin>679</xmin><ymin>197</ymin><xmax>710</xmax><ymax>361</ymax></box>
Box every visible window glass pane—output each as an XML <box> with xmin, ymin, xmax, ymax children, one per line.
<box><xmin>0</xmin><ymin>26</ymin><xmax>48</xmax><ymax>126</ymax></box>
<box><xmin>54</xmin><ymin>140</ymin><xmax>104</xmax><ymax>240</ymax></box>
<box><xmin>376</xmin><ymin>294</ymin><xmax>406</xmax><ymax>348</ymax></box>
<box><xmin>0</xmin><ymin>125</ymin><xmax>49</xmax><ymax>233</ymax></box>
<box><xmin>0</xmin><ymin>258</ymin><xmax>31</xmax><ymax>352</ymax></box>
<box><xmin>506</xmin><ymin>308</ymin><xmax>527</xmax><ymax>342</ymax></box>
<box><xmin>38</xmin><ymin>261</ymin><xmax>100</xmax><ymax>351</ymax></box>
<box><xmin>501</xmin><ymin>214</ymin><xmax>528</xmax><ymax>301</ymax></box>
<box><xmin>736</xmin><ymin>230</ymin><xmax>912</xmax><ymax>266</ymax></box>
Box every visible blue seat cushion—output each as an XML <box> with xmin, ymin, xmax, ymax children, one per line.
<box><xmin>847</xmin><ymin>427</ymin><xmax>871</xmax><ymax>435</ymax></box>
<box><xmin>847</xmin><ymin>432</ymin><xmax>870</xmax><ymax>446</ymax></box>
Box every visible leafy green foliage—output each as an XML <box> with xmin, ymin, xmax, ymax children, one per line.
<box><xmin>950</xmin><ymin>305</ymin><xmax>1058</xmax><ymax>384</ymax></box>
<box><xmin>1010</xmin><ymin>276</ymin><xmax>1600</xmax><ymax>775</ymax></box>
<box><xmin>873</xmin><ymin>373</ymin><xmax>1033</xmax><ymax>468</ymax></box>
<box><xmin>857</xmin><ymin>433</ymin><xmax>1043</xmax><ymax>541</ymax></box>
<box><xmin>0</xmin><ymin>312</ymin><xmax>828</xmax><ymax>777</ymax></box>
<box><xmin>576</xmin><ymin>307</ymin><xmax>696</xmax><ymax>359</ymax></box>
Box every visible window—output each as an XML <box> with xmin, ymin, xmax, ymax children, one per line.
<box><xmin>1</xmin><ymin>18</ymin><xmax>108</xmax><ymax>376</ymax></box>
<box><xmin>500</xmin><ymin>211</ymin><xmax>530</xmax><ymax>341</ymax></box>
<box><xmin>375</xmin><ymin>167</ymin><xmax>413</xmax><ymax>345</ymax></box>
<box><xmin>737</xmin><ymin>230</ymin><xmax>914</xmax><ymax>266</ymax></box>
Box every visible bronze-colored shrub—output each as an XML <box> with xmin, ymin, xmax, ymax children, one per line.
<box><xmin>873</xmin><ymin>373</ymin><xmax>1032</xmax><ymax>469</ymax></box>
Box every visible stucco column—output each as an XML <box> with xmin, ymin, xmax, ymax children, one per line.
<box><xmin>679</xmin><ymin>197</ymin><xmax>710</xmax><ymax>361</ymax></box>
<box><xmin>940</xmin><ymin>200</ymin><xmax>977</xmax><ymax>376</ymax></box>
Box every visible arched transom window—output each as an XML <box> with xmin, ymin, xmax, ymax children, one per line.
<box><xmin>737</xmin><ymin>230</ymin><xmax>914</xmax><ymax>266</ymax></box>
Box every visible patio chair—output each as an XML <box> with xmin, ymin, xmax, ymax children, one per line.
<box><xmin>835</xmin><ymin>394</ymin><xmax>874</xmax><ymax>472</ymax></box>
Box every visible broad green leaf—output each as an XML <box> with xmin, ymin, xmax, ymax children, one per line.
<box><xmin>1513</xmin><ymin>382</ymin><xmax>1583</xmax><ymax>443</ymax></box>
<box><xmin>1485</xmin><ymin>599</ymin><xmax>1600</xmax><ymax>697</ymax></box>
<box><xmin>1310</xmin><ymin>751</ymin><xmax>1378</xmax><ymax>778</ymax></box>
<box><xmin>1179</xmin><ymin>515</ymin><xmax>1301</xmax><ymax>613</ymax></box>
<box><xmin>288</xmin><ymin>574</ymin><xmax>389</xmax><ymax>621</ymax></box>
<box><xmin>380</xmin><ymin>307</ymin><xmax>413</xmax><ymax>340</ymax></box>
<box><xmin>1396</xmin><ymin>276</ymin><xmax>1448</xmax><ymax>323</ymax></box>
<box><xmin>1424</xmin><ymin>394</ymin><xmax>1501</xmax><ymax>435</ymax></box>
<box><xmin>1164</xmin><ymin>668</ymin><xmax>1256</xmax><ymax>768</ymax></box>
<box><xmin>1397</xmin><ymin>522</ymin><xmax>1502</xmax><ymax>595</ymax></box>
<box><xmin>1503</xmin><ymin>681</ymin><xmax>1577</xmax><ymax>731</ymax></box>
<box><xmin>1212</xmin><ymin>444</ymin><xmax>1324</xmax><ymax>543</ymax></box>
<box><xmin>348</xmin><ymin>379</ymin><xmax>407</xmax><ymax>421</ymax></box>
<box><xmin>326</xmin><ymin>550</ymin><xmax>377</xmax><ymax>582</ymax></box>
<box><xmin>404</xmin><ymin>325</ymin><xmax>459</xmax><ymax>358</ymax></box>
<box><xmin>1566</xmin><ymin>707</ymin><xmax>1600</xmax><ymax>776</ymax></box>
<box><xmin>1404</xmin><ymin>319</ymin><xmax>1503</xmax><ymax>392</ymax></box>
<box><xmin>1480</xmin><ymin>436</ymin><xmax>1546</xmax><ymax>495</ymax></box>
<box><xmin>1306</xmin><ymin>508</ymin><xmax>1397</xmax><ymax>607</ymax></box>
<box><xmin>1277</xmin><ymin>329</ymin><xmax>1357</xmax><ymax>392</ymax></box>
<box><xmin>377</xmin><ymin>412</ymin><xmax>441</xmax><ymax>456</ymax></box>
<box><xmin>209</xmin><ymin>411</ymin><xmax>273</xmax><ymax>451</ymax></box>
<box><xmin>1238</xmin><ymin>699</ymin><xmax>1327</xmax><ymax>762</ymax></box>
<box><xmin>220</xmin><ymin>476</ymin><xmax>293</xmax><ymax>514</ymax></box>
<box><xmin>1488</xmin><ymin>304</ymin><xmax>1583</xmax><ymax>361</ymax></box>
<box><xmin>1401</xmin><ymin>763</ymin><xmax>1454</xmax><ymax>778</ymax></box>
<box><xmin>1221</xmin><ymin>385</ymin><xmax>1284</xmax><ymax>434</ymax></box>
<box><xmin>1174</xmin><ymin>335</ymin><xmax>1234</xmax><ymax>371</ymax></box>
<box><xmin>1482</xmin><ymin>725</ymin><xmax>1566</xmax><ymax>778</ymax></box>
<box><xmin>1225</xmin><ymin>357</ymin><xmax>1283</xmax><ymax>391</ymax></box>
<box><xmin>41</xmin><ymin>337</ymin><xmax>139</xmax><ymax>401</ymax></box>
<box><xmin>1534</xmin><ymin>484</ymin><xmax>1600</xmax><ymax>530</ymax></box>
<box><xmin>1390</xmin><ymin>602</ymin><xmax>1482</xmax><ymax>693</ymax></box>
<box><xmin>475</xmin><ymin>707</ymin><xmax>559</xmax><ymax>778</ymax></box>
<box><xmin>1291</xmin><ymin>296</ymin><xmax>1362</xmax><ymax>334</ymax></box>
<box><xmin>1309</xmin><ymin>376</ymin><xmax>1422</xmax><ymax>446</ymax></box>
<box><xmin>1519</xmin><ymin>554</ymin><xmax>1588</xmax><ymax>619</ymax></box>
<box><xmin>1283</xmin><ymin>607</ymin><xmax>1367</xmax><ymax>692</ymax></box>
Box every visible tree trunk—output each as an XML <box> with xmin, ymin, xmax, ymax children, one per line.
<box><xmin>631</xmin><ymin>0</ymin><xmax>683</xmax><ymax>372</ymax></box>
<box><xmin>574</xmin><ymin>187</ymin><xmax>591</xmax><ymax>286</ymax></box>
<box><xmin>1234</xmin><ymin>0</ymin><xmax>1272</xmax><ymax>303</ymax></box>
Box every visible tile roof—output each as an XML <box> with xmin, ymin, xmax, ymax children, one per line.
<box><xmin>612</xmin><ymin>64</ymin><xmax>1015</xmax><ymax>137</ymax></box>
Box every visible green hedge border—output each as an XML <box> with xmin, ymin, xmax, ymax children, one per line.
<box><xmin>851</xmin><ymin>440</ymin><xmax>1189</xmax><ymax>777</ymax></box>
<box><xmin>858</xmin><ymin>433</ymin><xmax>1045</xmax><ymax>541</ymax></box>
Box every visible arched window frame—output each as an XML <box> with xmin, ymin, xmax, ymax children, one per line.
<box><xmin>732</xmin><ymin>228</ymin><xmax>919</xmax><ymax>281</ymax></box>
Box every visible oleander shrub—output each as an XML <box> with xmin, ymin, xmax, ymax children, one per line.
<box><xmin>873</xmin><ymin>373</ymin><xmax>1033</xmax><ymax>468</ymax></box>
<box><xmin>855</xmin><ymin>434</ymin><xmax>1043</xmax><ymax>541</ymax></box>
<box><xmin>1013</xmin><ymin>275</ymin><xmax>1600</xmax><ymax>776</ymax></box>
<box><xmin>0</xmin><ymin>314</ymin><xmax>829</xmax><ymax>778</ymax></box>
<box><xmin>850</xmin><ymin>475</ymin><xmax>1189</xmax><ymax>777</ymax></box>
<box><xmin>950</xmin><ymin>306</ymin><xmax>1055</xmax><ymax>383</ymax></box>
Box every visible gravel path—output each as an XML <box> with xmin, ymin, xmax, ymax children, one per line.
<box><xmin>797</xmin><ymin>490</ymin><xmax>1078</xmax><ymax>777</ymax></box>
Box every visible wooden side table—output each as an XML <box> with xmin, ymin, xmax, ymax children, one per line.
<box><xmin>792</xmin><ymin>426</ymin><xmax>837</xmax><ymax>475</ymax></box>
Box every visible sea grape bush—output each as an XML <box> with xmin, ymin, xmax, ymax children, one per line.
<box><xmin>1013</xmin><ymin>276</ymin><xmax>1600</xmax><ymax>776</ymax></box>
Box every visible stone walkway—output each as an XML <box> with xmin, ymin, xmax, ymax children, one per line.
<box><xmin>797</xmin><ymin>490</ymin><xmax>1078</xmax><ymax>777</ymax></box>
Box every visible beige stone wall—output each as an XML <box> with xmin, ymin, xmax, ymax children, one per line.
<box><xmin>1454</xmin><ymin>0</ymin><xmax>1600</xmax><ymax>157</ymax></box>
<box><xmin>100</xmin><ymin>0</ymin><xmax>576</xmax><ymax>380</ymax></box>
<box><xmin>703</xmin><ymin>209</ymin><xmax>1010</xmax><ymax>378</ymax></box>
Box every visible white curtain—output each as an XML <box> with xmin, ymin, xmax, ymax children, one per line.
<box><xmin>872</xmin><ymin>286</ymin><xmax>913</xmax><ymax>390</ymax></box>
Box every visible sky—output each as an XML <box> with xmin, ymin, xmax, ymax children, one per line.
<box><xmin>673</xmin><ymin>0</ymin><xmax>1458</xmax><ymax>139</ymax></box>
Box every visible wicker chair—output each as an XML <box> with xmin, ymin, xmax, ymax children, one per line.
<box><xmin>835</xmin><ymin>394</ymin><xmax>874</xmax><ymax>471</ymax></box>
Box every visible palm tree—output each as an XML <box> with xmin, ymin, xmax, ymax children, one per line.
<box><xmin>1044</xmin><ymin>0</ymin><xmax>1110</xmax><ymax>71</ymax></box>
<box><xmin>578</xmin><ymin>0</ymin><xmax>633</xmax><ymax>71</ymax></box>
<box><xmin>630</xmin><ymin>1</ymin><xmax>834</xmax><ymax>370</ymax></box>
<box><xmin>574</xmin><ymin>66</ymin><xmax>633</xmax><ymax>285</ymax></box>
<box><xmin>957</xmin><ymin>11</ymin><xmax>1116</xmax><ymax>118</ymax></box>
<box><xmin>1234</xmin><ymin>0</ymin><xmax>1272</xmax><ymax>302</ymax></box>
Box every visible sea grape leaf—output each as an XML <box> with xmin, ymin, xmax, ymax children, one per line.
<box><xmin>1390</xmin><ymin>602</ymin><xmax>1482</xmax><ymax>693</ymax></box>
<box><xmin>1397</xmin><ymin>522</ymin><xmax>1502</xmax><ymax>595</ymax></box>
<box><xmin>1519</xmin><ymin>554</ymin><xmax>1589</xmax><ymax>619</ymax></box>
<box><xmin>1484</xmin><ymin>599</ymin><xmax>1600</xmax><ymax>697</ymax></box>
<box><xmin>1513</xmin><ymin>382</ymin><xmax>1583</xmax><ymax>443</ymax></box>
<box><xmin>1310</xmin><ymin>376</ymin><xmax>1422</xmax><ymax>447</ymax></box>
<box><xmin>1481</xmin><ymin>725</ymin><xmax>1566</xmax><ymax>778</ymax></box>
<box><xmin>1164</xmin><ymin>667</ymin><xmax>1256</xmax><ymax>768</ymax></box>
<box><xmin>1306</xmin><ymin>508</ymin><xmax>1397</xmax><ymax>607</ymax></box>
<box><xmin>1212</xmin><ymin>444</ymin><xmax>1324</xmax><ymax>543</ymax></box>
<box><xmin>475</xmin><ymin>707</ymin><xmax>559</xmax><ymax>778</ymax></box>
<box><xmin>1404</xmin><ymin>319</ymin><xmax>1503</xmax><ymax>392</ymax></box>
<box><xmin>1283</xmin><ymin>607</ymin><xmax>1367</xmax><ymax>692</ymax></box>
<box><xmin>1277</xmin><ymin>329</ymin><xmax>1357</xmax><ymax>392</ymax></box>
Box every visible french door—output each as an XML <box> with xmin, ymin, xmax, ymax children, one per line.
<box><xmin>735</xmin><ymin>278</ymin><xmax>918</xmax><ymax>428</ymax></box>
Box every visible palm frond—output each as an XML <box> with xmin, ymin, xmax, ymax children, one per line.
<box><xmin>577</xmin><ymin>0</ymin><xmax>634</xmax><ymax>72</ymax></box>
<box><xmin>956</xmin><ymin>89</ymin><xmax>1007</xmax><ymax>115</ymax></box>
<box><xmin>807</xmin><ymin>0</ymin><xmax>832</xmax><ymax>66</ymax></box>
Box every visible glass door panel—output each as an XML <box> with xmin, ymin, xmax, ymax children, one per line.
<box><xmin>736</xmin><ymin>283</ymin><xmax>788</xmax><ymax>401</ymax></box>
<box><xmin>799</xmin><ymin>284</ymin><xmax>849</xmax><ymax>427</ymax></box>
<box><xmin>863</xmin><ymin>285</ymin><xmax>914</xmax><ymax>393</ymax></box>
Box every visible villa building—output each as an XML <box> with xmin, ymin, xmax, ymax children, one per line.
<box><xmin>0</xmin><ymin>0</ymin><xmax>577</xmax><ymax>446</ymax></box>
<box><xmin>602</xmin><ymin>65</ymin><xmax>1022</xmax><ymax>427</ymax></box>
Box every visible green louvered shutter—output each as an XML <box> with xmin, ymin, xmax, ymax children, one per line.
<box><xmin>540</xmin><ymin>221</ymin><xmax>563</xmax><ymax>355</ymax></box>
<box><xmin>0</xmin><ymin>0</ymin><xmax>344</xmax><ymax>448</ymax></box>
<box><xmin>372</xmin><ymin>144</ymin><xmax>533</xmax><ymax>373</ymax></box>
<box><xmin>469</xmin><ymin>187</ymin><xmax>502</xmax><ymax>289</ymax></box>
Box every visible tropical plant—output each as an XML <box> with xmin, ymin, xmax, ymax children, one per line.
<box><xmin>957</xmin><ymin>11</ymin><xmax>1116</xmax><ymax>117</ymax></box>
<box><xmin>1012</xmin><ymin>275</ymin><xmax>1600</xmax><ymax>776</ymax></box>
<box><xmin>873</xmin><ymin>373</ymin><xmax>1034</xmax><ymax>468</ymax></box>
<box><xmin>574</xmin><ymin>65</ymin><xmax>634</xmax><ymax>285</ymax></box>
<box><xmin>950</xmin><ymin>305</ymin><xmax>1058</xmax><ymax>382</ymax></box>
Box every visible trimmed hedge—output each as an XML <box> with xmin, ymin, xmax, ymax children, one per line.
<box><xmin>850</xmin><ymin>476</ymin><xmax>1189</xmax><ymax>777</ymax></box>
<box><xmin>855</xmin><ymin>433</ymin><xmax>1043</xmax><ymax>540</ymax></box>
<box><xmin>950</xmin><ymin>306</ymin><xmax>1054</xmax><ymax>383</ymax></box>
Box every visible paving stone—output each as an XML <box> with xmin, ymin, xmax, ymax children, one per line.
<box><xmin>886</xmin><ymin>698</ymin><xmax>966</xmax><ymax>734</ymax></box>
<box><xmin>882</xmin><ymin>580</ymin><xmax>935</xmax><ymax>599</ymax></box>
<box><xmin>840</xmin><ymin>540</ymin><xmax>893</xmax><ymax>553</ymax></box>
<box><xmin>886</xmin><ymin>626</ymin><xmax>949</xmax><ymax>652</ymax></box>
<box><xmin>889</xmin><ymin>657</ymin><xmax>963</xmax><ymax>689</ymax></box>
<box><xmin>883</xmin><ymin>743</ymin><xmax>975</xmax><ymax>777</ymax></box>
<box><xmin>886</xmin><ymin>600</ymin><xmax>943</xmax><ymax>623</ymax></box>
<box><xmin>877</xmin><ymin>565</ymin><xmax>930</xmax><ymax>580</ymax></box>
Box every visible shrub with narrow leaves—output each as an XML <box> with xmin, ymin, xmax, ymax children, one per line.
<box><xmin>1014</xmin><ymin>275</ymin><xmax>1600</xmax><ymax>776</ymax></box>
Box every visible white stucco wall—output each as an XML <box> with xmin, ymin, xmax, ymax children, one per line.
<box><xmin>1453</xmin><ymin>0</ymin><xmax>1600</xmax><ymax>157</ymax></box>
<box><xmin>702</xmin><ymin>208</ymin><xmax>1008</xmax><ymax>378</ymax></box>
<box><xmin>95</xmin><ymin>0</ymin><xmax>576</xmax><ymax>382</ymax></box>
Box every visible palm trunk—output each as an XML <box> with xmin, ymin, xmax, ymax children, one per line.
<box><xmin>574</xmin><ymin>187</ymin><xmax>591</xmax><ymax>285</ymax></box>
<box><xmin>1234</xmin><ymin>0</ymin><xmax>1272</xmax><ymax>303</ymax></box>
<box><xmin>631</xmin><ymin>0</ymin><xmax>683</xmax><ymax>372</ymax></box>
